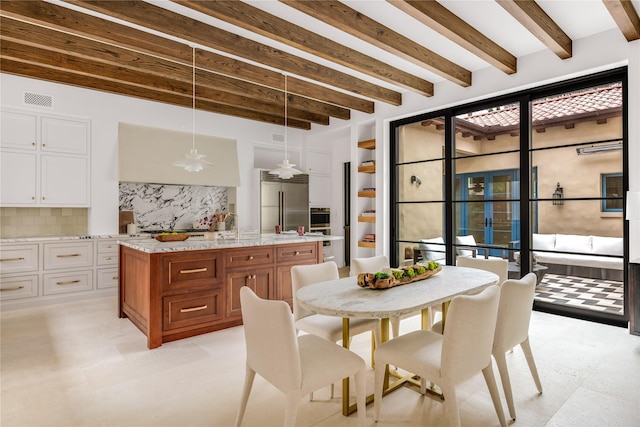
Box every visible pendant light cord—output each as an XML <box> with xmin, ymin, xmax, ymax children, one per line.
<box><xmin>192</xmin><ymin>46</ymin><xmax>196</xmax><ymax>151</ymax></box>
<box><xmin>284</xmin><ymin>73</ymin><xmax>288</xmax><ymax>161</ymax></box>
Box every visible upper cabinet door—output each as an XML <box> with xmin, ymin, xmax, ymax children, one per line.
<box><xmin>0</xmin><ymin>151</ymin><xmax>37</xmax><ymax>205</ymax></box>
<box><xmin>41</xmin><ymin>116</ymin><xmax>89</xmax><ymax>155</ymax></box>
<box><xmin>41</xmin><ymin>155</ymin><xmax>89</xmax><ymax>206</ymax></box>
<box><xmin>307</xmin><ymin>151</ymin><xmax>331</xmax><ymax>175</ymax></box>
<box><xmin>0</xmin><ymin>110</ymin><xmax>37</xmax><ymax>150</ymax></box>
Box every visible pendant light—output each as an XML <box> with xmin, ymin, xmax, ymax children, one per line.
<box><xmin>269</xmin><ymin>73</ymin><xmax>302</xmax><ymax>179</ymax></box>
<box><xmin>172</xmin><ymin>46</ymin><xmax>212</xmax><ymax>172</ymax></box>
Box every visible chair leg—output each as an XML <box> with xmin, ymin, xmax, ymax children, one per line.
<box><xmin>482</xmin><ymin>364</ymin><xmax>507</xmax><ymax>427</ymax></box>
<box><xmin>439</xmin><ymin>382</ymin><xmax>461</xmax><ymax>427</ymax></box>
<box><xmin>521</xmin><ymin>338</ymin><xmax>543</xmax><ymax>394</ymax></box>
<box><xmin>283</xmin><ymin>393</ymin><xmax>299</xmax><ymax>427</ymax></box>
<box><xmin>234</xmin><ymin>365</ymin><xmax>256</xmax><ymax>427</ymax></box>
<box><xmin>354</xmin><ymin>368</ymin><xmax>367</xmax><ymax>427</ymax></box>
<box><xmin>494</xmin><ymin>351</ymin><xmax>516</xmax><ymax>420</ymax></box>
<box><xmin>373</xmin><ymin>358</ymin><xmax>387</xmax><ymax>422</ymax></box>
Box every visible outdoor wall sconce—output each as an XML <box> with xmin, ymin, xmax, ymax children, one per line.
<box><xmin>553</xmin><ymin>182</ymin><xmax>564</xmax><ymax>206</ymax></box>
<box><xmin>410</xmin><ymin>175</ymin><xmax>422</xmax><ymax>186</ymax></box>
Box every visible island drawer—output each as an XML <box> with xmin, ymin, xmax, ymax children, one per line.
<box><xmin>0</xmin><ymin>244</ymin><xmax>39</xmax><ymax>274</ymax></box>
<box><xmin>225</xmin><ymin>247</ymin><xmax>274</xmax><ymax>269</ymax></box>
<box><xmin>276</xmin><ymin>242</ymin><xmax>319</xmax><ymax>264</ymax></box>
<box><xmin>162</xmin><ymin>252</ymin><xmax>222</xmax><ymax>292</ymax></box>
<box><xmin>163</xmin><ymin>289</ymin><xmax>223</xmax><ymax>331</ymax></box>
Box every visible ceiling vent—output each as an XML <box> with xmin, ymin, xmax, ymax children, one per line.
<box><xmin>23</xmin><ymin>92</ymin><xmax>53</xmax><ymax>108</ymax></box>
<box><xmin>272</xmin><ymin>133</ymin><xmax>285</xmax><ymax>143</ymax></box>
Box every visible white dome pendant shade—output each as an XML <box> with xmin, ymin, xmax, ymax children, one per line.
<box><xmin>269</xmin><ymin>73</ymin><xmax>302</xmax><ymax>179</ymax></box>
<box><xmin>172</xmin><ymin>46</ymin><xmax>213</xmax><ymax>172</ymax></box>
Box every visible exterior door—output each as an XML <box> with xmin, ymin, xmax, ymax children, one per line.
<box><xmin>460</xmin><ymin>170</ymin><xmax>519</xmax><ymax>256</ymax></box>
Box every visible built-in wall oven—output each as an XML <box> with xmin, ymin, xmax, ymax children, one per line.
<box><xmin>310</xmin><ymin>207</ymin><xmax>331</xmax><ymax>247</ymax></box>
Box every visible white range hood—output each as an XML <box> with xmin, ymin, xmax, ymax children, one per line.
<box><xmin>118</xmin><ymin>122</ymin><xmax>240</xmax><ymax>187</ymax></box>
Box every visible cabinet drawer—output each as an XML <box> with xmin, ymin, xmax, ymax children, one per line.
<box><xmin>43</xmin><ymin>270</ymin><xmax>92</xmax><ymax>295</ymax></box>
<box><xmin>163</xmin><ymin>289</ymin><xmax>223</xmax><ymax>331</ymax></box>
<box><xmin>163</xmin><ymin>252</ymin><xmax>222</xmax><ymax>292</ymax></box>
<box><xmin>97</xmin><ymin>267</ymin><xmax>119</xmax><ymax>289</ymax></box>
<box><xmin>226</xmin><ymin>247</ymin><xmax>274</xmax><ymax>269</ymax></box>
<box><xmin>0</xmin><ymin>244</ymin><xmax>38</xmax><ymax>273</ymax></box>
<box><xmin>276</xmin><ymin>243</ymin><xmax>319</xmax><ymax>264</ymax></box>
<box><xmin>97</xmin><ymin>241</ymin><xmax>119</xmax><ymax>254</ymax></box>
<box><xmin>0</xmin><ymin>275</ymin><xmax>39</xmax><ymax>300</ymax></box>
<box><xmin>97</xmin><ymin>253</ymin><xmax>118</xmax><ymax>266</ymax></box>
<box><xmin>44</xmin><ymin>242</ymin><xmax>93</xmax><ymax>270</ymax></box>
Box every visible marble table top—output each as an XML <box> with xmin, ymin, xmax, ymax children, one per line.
<box><xmin>296</xmin><ymin>265</ymin><xmax>499</xmax><ymax>319</ymax></box>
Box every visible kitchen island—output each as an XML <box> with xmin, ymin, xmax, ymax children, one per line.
<box><xmin>119</xmin><ymin>233</ymin><xmax>340</xmax><ymax>348</ymax></box>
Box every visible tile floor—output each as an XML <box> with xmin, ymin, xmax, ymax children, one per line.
<box><xmin>1</xmin><ymin>296</ymin><xmax>639</xmax><ymax>427</ymax></box>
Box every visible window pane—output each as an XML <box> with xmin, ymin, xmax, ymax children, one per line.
<box><xmin>454</xmin><ymin>103</ymin><xmax>520</xmax><ymax>157</ymax></box>
<box><xmin>398</xmin><ymin>119</ymin><xmax>444</xmax><ymax>163</ymax></box>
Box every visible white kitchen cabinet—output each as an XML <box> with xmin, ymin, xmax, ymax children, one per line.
<box><xmin>41</xmin><ymin>155</ymin><xmax>89</xmax><ymax>205</ymax></box>
<box><xmin>0</xmin><ymin>275</ymin><xmax>39</xmax><ymax>301</ymax></box>
<box><xmin>307</xmin><ymin>150</ymin><xmax>331</xmax><ymax>175</ymax></box>
<box><xmin>43</xmin><ymin>270</ymin><xmax>93</xmax><ymax>295</ymax></box>
<box><xmin>0</xmin><ymin>108</ymin><xmax>90</xmax><ymax>207</ymax></box>
<box><xmin>0</xmin><ymin>244</ymin><xmax>39</xmax><ymax>273</ymax></box>
<box><xmin>44</xmin><ymin>241</ymin><xmax>93</xmax><ymax>270</ymax></box>
<box><xmin>0</xmin><ymin>110</ymin><xmax>37</xmax><ymax>150</ymax></box>
<box><xmin>309</xmin><ymin>174</ymin><xmax>331</xmax><ymax>207</ymax></box>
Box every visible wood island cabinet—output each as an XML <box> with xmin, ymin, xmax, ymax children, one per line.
<box><xmin>119</xmin><ymin>241</ymin><xmax>322</xmax><ymax>349</ymax></box>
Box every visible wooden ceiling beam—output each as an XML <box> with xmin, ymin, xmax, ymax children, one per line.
<box><xmin>174</xmin><ymin>0</ymin><xmax>434</xmax><ymax>97</ymax></box>
<box><xmin>1</xmin><ymin>38</ymin><xmax>325</xmax><ymax>126</ymax></box>
<box><xmin>66</xmin><ymin>0</ymin><xmax>402</xmax><ymax>105</ymax></box>
<box><xmin>0</xmin><ymin>0</ymin><xmax>374</xmax><ymax>114</ymax></box>
<box><xmin>389</xmin><ymin>0</ymin><xmax>517</xmax><ymax>74</ymax></box>
<box><xmin>280</xmin><ymin>0</ymin><xmax>471</xmax><ymax>87</ymax></box>
<box><xmin>603</xmin><ymin>0</ymin><xmax>640</xmax><ymax>41</ymax></box>
<box><xmin>1</xmin><ymin>58</ymin><xmax>310</xmax><ymax>130</ymax></box>
<box><xmin>497</xmin><ymin>0</ymin><xmax>572</xmax><ymax>59</ymax></box>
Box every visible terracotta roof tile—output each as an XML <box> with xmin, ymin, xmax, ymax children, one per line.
<box><xmin>460</xmin><ymin>83</ymin><xmax>622</xmax><ymax>128</ymax></box>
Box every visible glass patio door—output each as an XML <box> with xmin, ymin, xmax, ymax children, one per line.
<box><xmin>461</xmin><ymin>170</ymin><xmax>518</xmax><ymax>256</ymax></box>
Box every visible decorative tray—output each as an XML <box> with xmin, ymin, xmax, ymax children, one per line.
<box><xmin>155</xmin><ymin>233</ymin><xmax>190</xmax><ymax>242</ymax></box>
<box><xmin>357</xmin><ymin>263</ymin><xmax>442</xmax><ymax>290</ymax></box>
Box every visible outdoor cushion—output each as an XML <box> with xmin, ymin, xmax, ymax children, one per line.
<box><xmin>591</xmin><ymin>236</ymin><xmax>623</xmax><ymax>256</ymax></box>
<box><xmin>554</xmin><ymin>234</ymin><xmax>592</xmax><ymax>253</ymax></box>
<box><xmin>532</xmin><ymin>233</ymin><xmax>556</xmax><ymax>251</ymax></box>
<box><xmin>419</xmin><ymin>237</ymin><xmax>446</xmax><ymax>261</ymax></box>
<box><xmin>456</xmin><ymin>235</ymin><xmax>477</xmax><ymax>257</ymax></box>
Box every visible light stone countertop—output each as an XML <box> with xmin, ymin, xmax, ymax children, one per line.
<box><xmin>0</xmin><ymin>234</ymin><xmax>149</xmax><ymax>243</ymax></box>
<box><xmin>118</xmin><ymin>233</ymin><xmax>343</xmax><ymax>254</ymax></box>
<box><xmin>296</xmin><ymin>265</ymin><xmax>498</xmax><ymax>319</ymax></box>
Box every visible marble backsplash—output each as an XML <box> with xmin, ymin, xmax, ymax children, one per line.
<box><xmin>119</xmin><ymin>182</ymin><xmax>228</xmax><ymax>231</ymax></box>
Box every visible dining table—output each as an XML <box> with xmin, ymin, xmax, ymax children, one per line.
<box><xmin>295</xmin><ymin>264</ymin><xmax>499</xmax><ymax>416</ymax></box>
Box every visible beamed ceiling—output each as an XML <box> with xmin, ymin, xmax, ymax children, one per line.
<box><xmin>1</xmin><ymin>0</ymin><xmax>639</xmax><ymax>130</ymax></box>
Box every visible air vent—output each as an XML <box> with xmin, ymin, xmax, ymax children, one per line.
<box><xmin>272</xmin><ymin>133</ymin><xmax>285</xmax><ymax>143</ymax></box>
<box><xmin>23</xmin><ymin>92</ymin><xmax>53</xmax><ymax>108</ymax></box>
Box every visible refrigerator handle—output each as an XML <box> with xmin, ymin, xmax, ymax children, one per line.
<box><xmin>278</xmin><ymin>191</ymin><xmax>287</xmax><ymax>231</ymax></box>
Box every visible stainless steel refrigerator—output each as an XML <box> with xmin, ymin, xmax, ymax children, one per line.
<box><xmin>260</xmin><ymin>171</ymin><xmax>309</xmax><ymax>233</ymax></box>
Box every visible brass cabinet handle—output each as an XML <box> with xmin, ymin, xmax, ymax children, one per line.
<box><xmin>112</xmin><ymin>276</ymin><xmax>119</xmax><ymax>280</ymax></box>
<box><xmin>180</xmin><ymin>305</ymin><xmax>208</xmax><ymax>313</ymax></box>
<box><xmin>57</xmin><ymin>253</ymin><xmax>81</xmax><ymax>258</ymax></box>
<box><xmin>104</xmin><ymin>257</ymin><xmax>113</xmax><ymax>261</ymax></box>
<box><xmin>295</xmin><ymin>251</ymin><xmax>300</xmax><ymax>255</ymax></box>
<box><xmin>248</xmin><ymin>256</ymin><xmax>254</xmax><ymax>260</ymax></box>
<box><xmin>0</xmin><ymin>286</ymin><xmax>24</xmax><ymax>291</ymax></box>
<box><xmin>56</xmin><ymin>280</ymin><xmax>80</xmax><ymax>285</ymax></box>
<box><xmin>0</xmin><ymin>257</ymin><xmax>25</xmax><ymax>262</ymax></box>
<box><xmin>179</xmin><ymin>267</ymin><xmax>207</xmax><ymax>274</ymax></box>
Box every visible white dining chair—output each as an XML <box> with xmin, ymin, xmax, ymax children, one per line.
<box><xmin>235</xmin><ymin>287</ymin><xmax>367</xmax><ymax>427</ymax></box>
<box><xmin>493</xmin><ymin>272</ymin><xmax>543</xmax><ymax>421</ymax></box>
<box><xmin>292</xmin><ymin>261</ymin><xmax>380</xmax><ymax>398</ymax></box>
<box><xmin>374</xmin><ymin>285</ymin><xmax>507</xmax><ymax>427</ymax></box>
<box><xmin>456</xmin><ymin>256</ymin><xmax>509</xmax><ymax>286</ymax></box>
